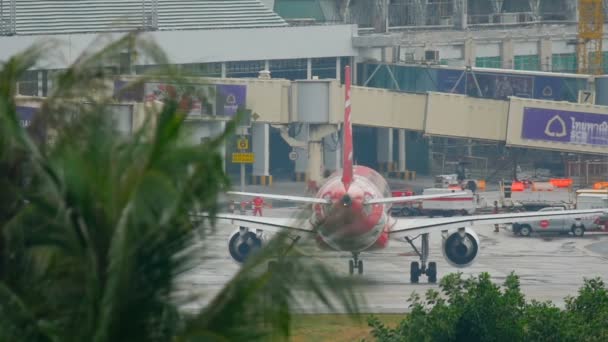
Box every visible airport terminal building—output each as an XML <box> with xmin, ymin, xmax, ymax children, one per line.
<box><xmin>2</xmin><ymin>0</ymin><xmax>608</xmax><ymax>185</ymax></box>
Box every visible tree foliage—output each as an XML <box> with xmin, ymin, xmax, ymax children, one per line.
<box><xmin>0</xmin><ymin>33</ymin><xmax>361</xmax><ymax>342</ymax></box>
<box><xmin>368</xmin><ymin>272</ymin><xmax>608</xmax><ymax>342</ymax></box>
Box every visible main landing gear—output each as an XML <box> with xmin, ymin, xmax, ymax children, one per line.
<box><xmin>348</xmin><ymin>252</ymin><xmax>363</xmax><ymax>275</ymax></box>
<box><xmin>405</xmin><ymin>233</ymin><xmax>437</xmax><ymax>284</ymax></box>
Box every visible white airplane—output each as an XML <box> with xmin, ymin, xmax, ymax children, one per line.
<box><xmin>194</xmin><ymin>66</ymin><xmax>607</xmax><ymax>283</ymax></box>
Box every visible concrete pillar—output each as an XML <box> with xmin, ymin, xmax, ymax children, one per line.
<box><xmin>382</xmin><ymin>47</ymin><xmax>397</xmax><ymax>63</ymax></box>
<box><xmin>373</xmin><ymin>0</ymin><xmax>389</xmax><ymax>33</ymax></box>
<box><xmin>501</xmin><ymin>38</ymin><xmax>514</xmax><ymax>69</ymax></box>
<box><xmin>376</xmin><ymin>127</ymin><xmax>394</xmax><ymax>172</ymax></box>
<box><xmin>264</xmin><ymin>60</ymin><xmax>270</xmax><ymax>71</ymax></box>
<box><xmin>308</xmin><ymin>140</ymin><xmax>324</xmax><ymax>184</ymax></box>
<box><xmin>221</xmin><ymin>62</ymin><xmax>227</xmax><ymax>78</ymax></box>
<box><xmin>397</xmin><ymin>129</ymin><xmax>406</xmax><ymax>172</ymax></box>
<box><xmin>306</xmin><ymin>124</ymin><xmax>338</xmax><ymax>184</ymax></box>
<box><xmin>336</xmin><ymin>57</ymin><xmax>341</xmax><ymax>81</ymax></box>
<box><xmin>37</xmin><ymin>70</ymin><xmax>44</xmax><ymax>97</ymax></box>
<box><xmin>467</xmin><ymin>138</ymin><xmax>473</xmax><ymax>156</ymax></box>
<box><xmin>307</xmin><ymin>58</ymin><xmax>312</xmax><ymax>80</ymax></box>
<box><xmin>464</xmin><ymin>38</ymin><xmax>476</xmax><ymax>67</ymax></box>
<box><xmin>528</xmin><ymin>0</ymin><xmax>540</xmax><ymax>20</ymax></box>
<box><xmin>491</xmin><ymin>0</ymin><xmax>504</xmax><ymax>14</ymax></box>
<box><xmin>459</xmin><ymin>0</ymin><xmax>468</xmax><ymax>30</ymax></box>
<box><xmin>294</xmin><ymin>124</ymin><xmax>309</xmax><ymax>181</ymax></box>
<box><xmin>414</xmin><ymin>0</ymin><xmax>427</xmax><ymax>26</ymax></box>
<box><xmin>539</xmin><ymin>38</ymin><xmax>552</xmax><ymax>72</ymax></box>
<box><xmin>252</xmin><ymin>122</ymin><xmax>272</xmax><ymax>185</ymax></box>
<box><xmin>47</xmin><ymin>70</ymin><xmax>53</xmax><ymax>95</ymax></box>
<box><xmin>323</xmin><ymin>134</ymin><xmax>341</xmax><ymax>174</ymax></box>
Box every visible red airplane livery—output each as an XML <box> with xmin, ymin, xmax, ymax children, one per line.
<box><xmin>197</xmin><ymin>66</ymin><xmax>606</xmax><ymax>283</ymax></box>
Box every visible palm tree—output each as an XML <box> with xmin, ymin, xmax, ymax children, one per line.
<box><xmin>0</xmin><ymin>33</ymin><xmax>360</xmax><ymax>341</ymax></box>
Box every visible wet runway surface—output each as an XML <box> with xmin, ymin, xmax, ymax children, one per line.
<box><xmin>175</xmin><ymin>206</ymin><xmax>608</xmax><ymax>314</ymax></box>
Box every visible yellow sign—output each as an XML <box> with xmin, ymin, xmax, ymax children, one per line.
<box><xmin>237</xmin><ymin>138</ymin><xmax>249</xmax><ymax>150</ymax></box>
<box><xmin>232</xmin><ymin>152</ymin><xmax>255</xmax><ymax>164</ymax></box>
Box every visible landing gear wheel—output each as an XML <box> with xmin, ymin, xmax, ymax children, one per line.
<box><xmin>358</xmin><ymin>260</ymin><xmax>363</xmax><ymax>275</ymax></box>
<box><xmin>519</xmin><ymin>225</ymin><xmax>531</xmax><ymax>237</ymax></box>
<box><xmin>349</xmin><ymin>260</ymin><xmax>354</xmax><ymax>275</ymax></box>
<box><xmin>572</xmin><ymin>225</ymin><xmax>585</xmax><ymax>237</ymax></box>
<box><xmin>427</xmin><ymin>262</ymin><xmax>437</xmax><ymax>283</ymax></box>
<box><xmin>410</xmin><ymin>261</ymin><xmax>420</xmax><ymax>283</ymax></box>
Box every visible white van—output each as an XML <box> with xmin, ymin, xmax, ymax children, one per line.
<box><xmin>576</xmin><ymin>190</ymin><xmax>608</xmax><ymax>209</ymax></box>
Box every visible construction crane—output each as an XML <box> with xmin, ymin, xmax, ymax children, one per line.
<box><xmin>577</xmin><ymin>0</ymin><xmax>604</xmax><ymax>75</ymax></box>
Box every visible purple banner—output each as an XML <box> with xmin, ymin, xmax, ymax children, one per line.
<box><xmin>16</xmin><ymin>106</ymin><xmax>38</xmax><ymax>128</ymax></box>
<box><xmin>437</xmin><ymin>69</ymin><xmax>466</xmax><ymax>94</ymax></box>
<box><xmin>467</xmin><ymin>73</ymin><xmax>533</xmax><ymax>100</ymax></box>
<box><xmin>522</xmin><ymin>107</ymin><xmax>608</xmax><ymax>147</ymax></box>
<box><xmin>215</xmin><ymin>84</ymin><xmax>246</xmax><ymax>117</ymax></box>
<box><xmin>533</xmin><ymin>76</ymin><xmax>564</xmax><ymax>101</ymax></box>
<box><xmin>113</xmin><ymin>80</ymin><xmax>144</xmax><ymax>102</ymax></box>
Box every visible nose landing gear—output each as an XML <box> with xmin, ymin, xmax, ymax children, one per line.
<box><xmin>405</xmin><ymin>233</ymin><xmax>437</xmax><ymax>283</ymax></box>
<box><xmin>348</xmin><ymin>252</ymin><xmax>363</xmax><ymax>275</ymax></box>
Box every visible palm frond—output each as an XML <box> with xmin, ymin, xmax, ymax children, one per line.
<box><xmin>0</xmin><ymin>32</ymin><xmax>363</xmax><ymax>342</ymax></box>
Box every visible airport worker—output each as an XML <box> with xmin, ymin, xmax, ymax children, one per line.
<box><xmin>252</xmin><ymin>196</ymin><xmax>265</xmax><ymax>216</ymax></box>
<box><xmin>467</xmin><ymin>180</ymin><xmax>477</xmax><ymax>194</ymax></box>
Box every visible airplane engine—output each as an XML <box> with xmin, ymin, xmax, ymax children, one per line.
<box><xmin>228</xmin><ymin>226</ymin><xmax>266</xmax><ymax>263</ymax></box>
<box><xmin>441</xmin><ymin>227</ymin><xmax>479</xmax><ymax>268</ymax></box>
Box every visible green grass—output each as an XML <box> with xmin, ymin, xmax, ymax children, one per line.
<box><xmin>289</xmin><ymin>314</ymin><xmax>404</xmax><ymax>342</ymax></box>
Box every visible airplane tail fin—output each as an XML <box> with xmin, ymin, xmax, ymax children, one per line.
<box><xmin>341</xmin><ymin>65</ymin><xmax>353</xmax><ymax>190</ymax></box>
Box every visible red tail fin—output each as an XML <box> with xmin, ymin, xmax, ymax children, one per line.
<box><xmin>342</xmin><ymin>65</ymin><xmax>353</xmax><ymax>190</ymax></box>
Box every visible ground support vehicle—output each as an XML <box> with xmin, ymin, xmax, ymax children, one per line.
<box><xmin>421</xmin><ymin>188</ymin><xmax>476</xmax><ymax>217</ymax></box>
<box><xmin>512</xmin><ymin>206</ymin><xmax>602</xmax><ymax>237</ymax></box>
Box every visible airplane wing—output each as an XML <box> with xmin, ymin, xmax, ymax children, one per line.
<box><xmin>365</xmin><ymin>191</ymin><xmax>468</xmax><ymax>205</ymax></box>
<box><xmin>389</xmin><ymin>208</ymin><xmax>608</xmax><ymax>240</ymax></box>
<box><xmin>227</xmin><ymin>191</ymin><xmax>330</xmax><ymax>205</ymax></box>
<box><xmin>191</xmin><ymin>212</ymin><xmax>316</xmax><ymax>234</ymax></box>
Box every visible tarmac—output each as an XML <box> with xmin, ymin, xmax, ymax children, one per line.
<box><xmin>176</xmin><ymin>177</ymin><xmax>608</xmax><ymax>314</ymax></box>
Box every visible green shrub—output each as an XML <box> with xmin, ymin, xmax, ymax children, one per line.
<box><xmin>369</xmin><ymin>273</ymin><xmax>608</xmax><ymax>342</ymax></box>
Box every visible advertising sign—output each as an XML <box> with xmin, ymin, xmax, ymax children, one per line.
<box><xmin>533</xmin><ymin>76</ymin><xmax>564</xmax><ymax>101</ymax></box>
<box><xmin>216</xmin><ymin>84</ymin><xmax>247</xmax><ymax>117</ymax></box>
<box><xmin>232</xmin><ymin>152</ymin><xmax>255</xmax><ymax>163</ymax></box>
<box><xmin>437</xmin><ymin>69</ymin><xmax>466</xmax><ymax>94</ymax></box>
<box><xmin>16</xmin><ymin>106</ymin><xmax>37</xmax><ymax>128</ymax></box>
<box><xmin>139</xmin><ymin>82</ymin><xmax>247</xmax><ymax>117</ymax></box>
<box><xmin>144</xmin><ymin>82</ymin><xmax>216</xmax><ymax>116</ymax></box>
<box><xmin>521</xmin><ymin>107</ymin><xmax>608</xmax><ymax>147</ymax></box>
<box><xmin>467</xmin><ymin>73</ymin><xmax>534</xmax><ymax>100</ymax></box>
<box><xmin>237</xmin><ymin>137</ymin><xmax>249</xmax><ymax>150</ymax></box>
<box><xmin>113</xmin><ymin>80</ymin><xmax>144</xmax><ymax>102</ymax></box>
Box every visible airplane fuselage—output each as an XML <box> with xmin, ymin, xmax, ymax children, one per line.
<box><xmin>312</xmin><ymin>165</ymin><xmax>392</xmax><ymax>252</ymax></box>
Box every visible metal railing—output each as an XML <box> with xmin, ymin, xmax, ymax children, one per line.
<box><xmin>566</xmin><ymin>160</ymin><xmax>608</xmax><ymax>187</ymax></box>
